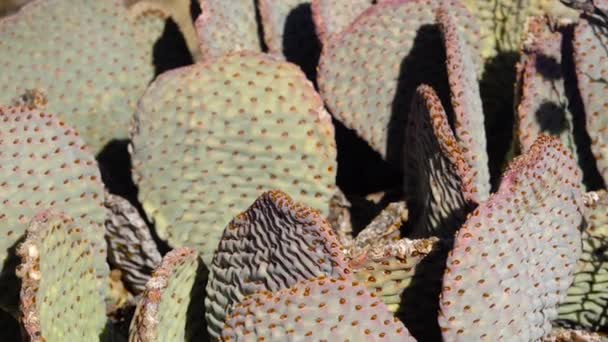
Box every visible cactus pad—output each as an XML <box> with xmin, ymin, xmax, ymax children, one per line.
<box><xmin>439</xmin><ymin>135</ymin><xmax>584</xmax><ymax>340</ymax></box>
<box><xmin>438</xmin><ymin>7</ymin><xmax>489</xmax><ymax>198</ymax></box>
<box><xmin>0</xmin><ymin>106</ymin><xmax>108</xmax><ymax>291</ymax></box>
<box><xmin>129</xmin><ymin>247</ymin><xmax>207</xmax><ymax>341</ymax></box>
<box><xmin>0</xmin><ymin>0</ymin><xmax>157</xmax><ymax>152</ymax></box>
<box><xmin>205</xmin><ymin>190</ymin><xmax>348</xmax><ymax>339</ymax></box>
<box><xmin>105</xmin><ymin>193</ymin><xmax>162</xmax><ymax>294</ymax></box>
<box><xmin>221</xmin><ymin>276</ymin><xmax>415</xmax><ymax>341</ymax></box>
<box><xmin>557</xmin><ymin>190</ymin><xmax>608</xmax><ymax>331</ymax></box>
<box><xmin>17</xmin><ymin>212</ymin><xmax>108</xmax><ymax>341</ymax></box>
<box><xmin>516</xmin><ymin>17</ymin><xmax>577</xmax><ymax>155</ymax></box>
<box><xmin>317</xmin><ymin>0</ymin><xmax>483</xmax><ymax>162</ymax></box>
<box><xmin>404</xmin><ymin>85</ymin><xmax>476</xmax><ymax>238</ymax></box>
<box><xmin>130</xmin><ymin>52</ymin><xmax>337</xmax><ymax>265</ymax></box>
<box><xmin>195</xmin><ymin>0</ymin><xmax>261</xmax><ymax>59</ymax></box>
<box><xmin>574</xmin><ymin>16</ymin><xmax>608</xmax><ymax>184</ymax></box>
<box><xmin>311</xmin><ymin>0</ymin><xmax>373</xmax><ymax>44</ymax></box>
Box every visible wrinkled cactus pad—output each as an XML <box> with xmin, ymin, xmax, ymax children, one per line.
<box><xmin>17</xmin><ymin>212</ymin><xmax>108</xmax><ymax>341</ymax></box>
<box><xmin>221</xmin><ymin>276</ymin><xmax>415</xmax><ymax>341</ymax></box>
<box><xmin>130</xmin><ymin>52</ymin><xmax>337</xmax><ymax>265</ymax></box>
<box><xmin>0</xmin><ymin>0</ymin><xmax>157</xmax><ymax>152</ymax></box>
<box><xmin>439</xmin><ymin>135</ymin><xmax>584</xmax><ymax>340</ymax></box>
<box><xmin>0</xmin><ymin>106</ymin><xmax>107</xmax><ymax>290</ymax></box>
<box><xmin>311</xmin><ymin>0</ymin><xmax>374</xmax><ymax>44</ymax></box>
<box><xmin>318</xmin><ymin>0</ymin><xmax>483</xmax><ymax>164</ymax></box>
<box><xmin>195</xmin><ymin>0</ymin><xmax>261</xmax><ymax>59</ymax></box>
<box><xmin>558</xmin><ymin>190</ymin><xmax>608</xmax><ymax>331</ymax></box>
<box><xmin>129</xmin><ymin>247</ymin><xmax>207</xmax><ymax>341</ymax></box>
<box><xmin>404</xmin><ymin>85</ymin><xmax>476</xmax><ymax>238</ymax></box>
<box><xmin>205</xmin><ymin>190</ymin><xmax>348</xmax><ymax>339</ymax></box>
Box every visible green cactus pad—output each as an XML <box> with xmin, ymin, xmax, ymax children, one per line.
<box><xmin>205</xmin><ymin>190</ymin><xmax>348</xmax><ymax>339</ymax></box>
<box><xmin>128</xmin><ymin>1</ymin><xmax>171</xmax><ymax>52</ymax></box>
<box><xmin>0</xmin><ymin>0</ymin><xmax>157</xmax><ymax>152</ymax></box>
<box><xmin>516</xmin><ymin>17</ymin><xmax>578</xmax><ymax>155</ymax></box>
<box><xmin>130</xmin><ymin>52</ymin><xmax>337</xmax><ymax>265</ymax></box>
<box><xmin>221</xmin><ymin>276</ymin><xmax>415</xmax><ymax>341</ymax></box>
<box><xmin>317</xmin><ymin>0</ymin><xmax>483</xmax><ymax>163</ymax></box>
<box><xmin>17</xmin><ymin>212</ymin><xmax>108</xmax><ymax>341</ymax></box>
<box><xmin>574</xmin><ymin>16</ymin><xmax>608</xmax><ymax>184</ymax></box>
<box><xmin>105</xmin><ymin>193</ymin><xmax>162</xmax><ymax>294</ymax></box>
<box><xmin>129</xmin><ymin>247</ymin><xmax>207</xmax><ymax>342</ymax></box>
<box><xmin>311</xmin><ymin>0</ymin><xmax>373</xmax><ymax>44</ymax></box>
<box><xmin>438</xmin><ymin>7</ymin><xmax>489</xmax><ymax>199</ymax></box>
<box><xmin>404</xmin><ymin>85</ymin><xmax>476</xmax><ymax>238</ymax></box>
<box><xmin>195</xmin><ymin>0</ymin><xmax>261</xmax><ymax>59</ymax></box>
<box><xmin>557</xmin><ymin>190</ymin><xmax>608</xmax><ymax>331</ymax></box>
<box><xmin>439</xmin><ymin>135</ymin><xmax>584</xmax><ymax>340</ymax></box>
<box><xmin>0</xmin><ymin>107</ymin><xmax>108</xmax><ymax>298</ymax></box>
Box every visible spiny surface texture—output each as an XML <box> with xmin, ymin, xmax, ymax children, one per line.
<box><xmin>129</xmin><ymin>247</ymin><xmax>207</xmax><ymax>342</ymax></box>
<box><xmin>317</xmin><ymin>0</ymin><xmax>483</xmax><ymax>164</ymax></box>
<box><xmin>574</xmin><ymin>16</ymin><xmax>608</xmax><ymax>184</ymax></box>
<box><xmin>439</xmin><ymin>136</ymin><xmax>584</xmax><ymax>340</ymax></box>
<box><xmin>221</xmin><ymin>276</ymin><xmax>415</xmax><ymax>341</ymax></box>
<box><xmin>404</xmin><ymin>85</ymin><xmax>475</xmax><ymax>238</ymax></box>
<box><xmin>130</xmin><ymin>52</ymin><xmax>337</xmax><ymax>265</ymax></box>
<box><xmin>558</xmin><ymin>190</ymin><xmax>608</xmax><ymax>331</ymax></box>
<box><xmin>311</xmin><ymin>0</ymin><xmax>373</xmax><ymax>44</ymax></box>
<box><xmin>196</xmin><ymin>0</ymin><xmax>261</xmax><ymax>59</ymax></box>
<box><xmin>17</xmin><ymin>212</ymin><xmax>108</xmax><ymax>341</ymax></box>
<box><xmin>0</xmin><ymin>107</ymin><xmax>108</xmax><ymax>290</ymax></box>
<box><xmin>205</xmin><ymin>190</ymin><xmax>348</xmax><ymax>339</ymax></box>
<box><xmin>0</xmin><ymin>0</ymin><xmax>157</xmax><ymax>152</ymax></box>
<box><xmin>438</xmin><ymin>7</ymin><xmax>489</xmax><ymax>198</ymax></box>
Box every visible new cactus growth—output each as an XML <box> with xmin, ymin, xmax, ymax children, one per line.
<box><xmin>130</xmin><ymin>52</ymin><xmax>337</xmax><ymax>265</ymax></box>
<box><xmin>17</xmin><ymin>211</ymin><xmax>109</xmax><ymax>341</ymax></box>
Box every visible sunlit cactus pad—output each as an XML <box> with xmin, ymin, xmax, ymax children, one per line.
<box><xmin>205</xmin><ymin>190</ymin><xmax>347</xmax><ymax>339</ymax></box>
<box><xmin>311</xmin><ymin>0</ymin><xmax>373</xmax><ymax>44</ymax></box>
<box><xmin>0</xmin><ymin>0</ymin><xmax>156</xmax><ymax>152</ymax></box>
<box><xmin>439</xmin><ymin>135</ymin><xmax>584</xmax><ymax>340</ymax></box>
<box><xmin>221</xmin><ymin>276</ymin><xmax>415</xmax><ymax>341</ymax></box>
<box><xmin>0</xmin><ymin>106</ymin><xmax>107</xmax><ymax>283</ymax></box>
<box><xmin>17</xmin><ymin>212</ymin><xmax>108</xmax><ymax>341</ymax></box>
<box><xmin>131</xmin><ymin>51</ymin><xmax>337</xmax><ymax>265</ymax></box>
<box><xmin>574</xmin><ymin>15</ymin><xmax>608</xmax><ymax>183</ymax></box>
<box><xmin>318</xmin><ymin>0</ymin><xmax>483</xmax><ymax>162</ymax></box>
<box><xmin>129</xmin><ymin>247</ymin><xmax>207</xmax><ymax>341</ymax></box>
<box><xmin>195</xmin><ymin>0</ymin><xmax>261</xmax><ymax>59</ymax></box>
<box><xmin>558</xmin><ymin>190</ymin><xmax>608</xmax><ymax>331</ymax></box>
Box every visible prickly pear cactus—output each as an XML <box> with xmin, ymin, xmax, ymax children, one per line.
<box><xmin>516</xmin><ymin>17</ymin><xmax>577</xmax><ymax>154</ymax></box>
<box><xmin>317</xmin><ymin>0</ymin><xmax>484</xmax><ymax>164</ymax></box>
<box><xmin>439</xmin><ymin>135</ymin><xmax>584</xmax><ymax>340</ymax></box>
<box><xmin>195</xmin><ymin>0</ymin><xmax>261</xmax><ymax>59</ymax></box>
<box><xmin>404</xmin><ymin>85</ymin><xmax>476</xmax><ymax>238</ymax></box>
<box><xmin>574</xmin><ymin>15</ymin><xmax>608</xmax><ymax>184</ymax></box>
<box><xmin>205</xmin><ymin>190</ymin><xmax>348</xmax><ymax>339</ymax></box>
<box><xmin>0</xmin><ymin>107</ymin><xmax>108</xmax><ymax>300</ymax></box>
<box><xmin>16</xmin><ymin>211</ymin><xmax>108</xmax><ymax>341</ymax></box>
<box><xmin>129</xmin><ymin>247</ymin><xmax>207</xmax><ymax>342</ymax></box>
<box><xmin>0</xmin><ymin>0</ymin><xmax>158</xmax><ymax>152</ymax></box>
<box><xmin>130</xmin><ymin>52</ymin><xmax>337</xmax><ymax>265</ymax></box>
<box><xmin>311</xmin><ymin>0</ymin><xmax>374</xmax><ymax>44</ymax></box>
<box><xmin>221</xmin><ymin>276</ymin><xmax>415</xmax><ymax>341</ymax></box>
<box><xmin>105</xmin><ymin>194</ymin><xmax>162</xmax><ymax>294</ymax></box>
<box><xmin>557</xmin><ymin>190</ymin><xmax>608</xmax><ymax>331</ymax></box>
